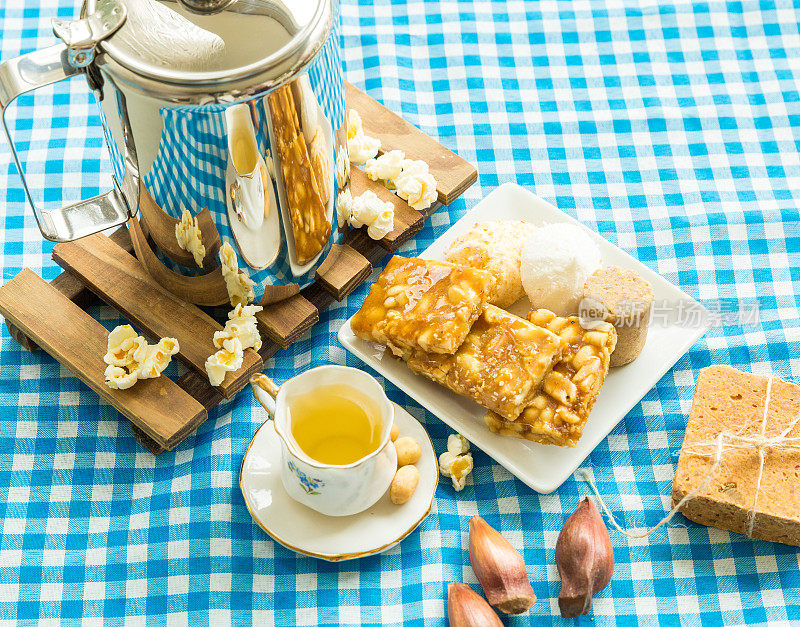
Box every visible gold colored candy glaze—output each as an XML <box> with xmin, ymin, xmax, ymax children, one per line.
<box><xmin>406</xmin><ymin>305</ymin><xmax>564</xmax><ymax>421</ymax></box>
<box><xmin>484</xmin><ymin>309</ymin><xmax>617</xmax><ymax>447</ymax></box>
<box><xmin>350</xmin><ymin>256</ymin><xmax>494</xmax><ymax>356</ymax></box>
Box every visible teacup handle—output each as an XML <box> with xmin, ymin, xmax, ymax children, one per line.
<box><xmin>250</xmin><ymin>373</ymin><xmax>280</xmax><ymax>418</ymax></box>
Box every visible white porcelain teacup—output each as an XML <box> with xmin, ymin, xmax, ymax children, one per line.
<box><xmin>225</xmin><ymin>103</ymin><xmax>266</xmax><ymax>229</ymax></box>
<box><xmin>250</xmin><ymin>366</ymin><xmax>397</xmax><ymax>517</ymax></box>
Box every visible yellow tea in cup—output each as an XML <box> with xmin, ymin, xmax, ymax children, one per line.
<box><xmin>288</xmin><ymin>384</ymin><xmax>382</xmax><ymax>465</ymax></box>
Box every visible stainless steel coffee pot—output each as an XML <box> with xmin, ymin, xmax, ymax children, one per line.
<box><xmin>0</xmin><ymin>0</ymin><xmax>347</xmax><ymax>304</ymax></box>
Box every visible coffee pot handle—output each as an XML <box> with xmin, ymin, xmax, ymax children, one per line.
<box><xmin>250</xmin><ymin>374</ymin><xmax>280</xmax><ymax>418</ymax></box>
<box><xmin>0</xmin><ymin>44</ymin><xmax>134</xmax><ymax>242</ymax></box>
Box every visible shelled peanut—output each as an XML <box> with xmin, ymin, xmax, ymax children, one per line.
<box><xmin>390</xmin><ymin>427</ymin><xmax>423</xmax><ymax>505</ymax></box>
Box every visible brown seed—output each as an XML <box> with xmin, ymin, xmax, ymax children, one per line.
<box><xmin>555</xmin><ymin>497</ymin><xmax>615</xmax><ymax>618</ymax></box>
<box><xmin>447</xmin><ymin>582</ymin><xmax>503</xmax><ymax>627</ymax></box>
<box><xmin>468</xmin><ymin>516</ymin><xmax>536</xmax><ymax>614</ymax></box>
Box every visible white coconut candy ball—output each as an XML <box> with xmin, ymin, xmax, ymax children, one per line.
<box><xmin>520</xmin><ymin>223</ymin><xmax>602</xmax><ymax>317</ymax></box>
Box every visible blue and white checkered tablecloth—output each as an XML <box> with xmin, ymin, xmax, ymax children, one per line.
<box><xmin>0</xmin><ymin>0</ymin><xmax>799</xmax><ymax>624</ymax></box>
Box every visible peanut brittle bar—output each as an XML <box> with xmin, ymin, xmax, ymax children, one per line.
<box><xmin>268</xmin><ymin>84</ymin><xmax>331</xmax><ymax>265</ymax></box>
<box><xmin>350</xmin><ymin>256</ymin><xmax>494</xmax><ymax>357</ymax></box>
<box><xmin>405</xmin><ymin>304</ymin><xmax>565</xmax><ymax>421</ymax></box>
<box><xmin>485</xmin><ymin>309</ymin><xmax>617</xmax><ymax>447</ymax></box>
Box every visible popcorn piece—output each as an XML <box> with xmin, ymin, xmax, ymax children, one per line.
<box><xmin>439</xmin><ymin>451</ymin><xmax>458</xmax><ymax>477</ymax></box>
<box><xmin>347</xmin><ymin>109</ymin><xmax>363</xmax><ymax>140</ymax></box>
<box><xmin>205</xmin><ymin>336</ymin><xmax>244</xmax><ymax>387</ymax></box>
<box><xmin>226</xmin><ymin>320</ymin><xmax>262</xmax><ymax>352</ymax></box>
<box><xmin>228</xmin><ymin>303</ymin><xmax>264</xmax><ymax>322</ymax></box>
<box><xmin>104</xmin><ymin>365</ymin><xmax>139</xmax><ymax>390</ymax></box>
<box><xmin>102</xmin><ymin>328</ymin><xmax>178</xmax><ymax>390</ymax></box>
<box><xmin>438</xmin><ymin>449</ymin><xmax>474</xmax><ymax>491</ymax></box>
<box><xmin>219</xmin><ymin>241</ymin><xmax>256</xmax><ymax>307</ymax></box>
<box><xmin>450</xmin><ymin>453</ymin><xmax>473</xmax><ymax>491</ymax></box>
<box><xmin>366</xmin><ymin>209</ymin><xmax>393</xmax><ymax>240</ymax></box>
<box><xmin>347</xmin><ymin>109</ymin><xmax>381</xmax><ymax>165</ymax></box>
<box><xmin>364</xmin><ymin>150</ymin><xmax>405</xmax><ymax>188</ymax></box>
<box><xmin>348</xmin><ymin>133</ymin><xmax>381</xmax><ymax>165</ymax></box>
<box><xmin>104</xmin><ymin>324</ymin><xmax>138</xmax><ymax>367</ymax></box>
<box><xmin>174</xmin><ymin>209</ymin><xmax>206</xmax><ymax>267</ymax></box>
<box><xmin>111</xmin><ymin>334</ymin><xmax>148</xmax><ymax>371</ymax></box>
<box><xmin>136</xmin><ymin>337</ymin><xmax>180</xmax><ymax>379</ymax></box>
<box><xmin>351</xmin><ymin>190</ymin><xmax>394</xmax><ymax>239</ymax></box>
<box><xmin>337</xmin><ymin>189</ymin><xmax>394</xmax><ymax>240</ymax></box>
<box><xmin>395</xmin><ymin>159</ymin><xmax>438</xmax><ymax>212</ymax></box>
<box><xmin>447</xmin><ymin>433</ymin><xmax>470</xmax><ymax>456</ymax></box>
<box><xmin>130</xmin><ymin>335</ymin><xmax>152</xmax><ymax>368</ymax></box>
<box><xmin>213</xmin><ymin>306</ymin><xmax>263</xmax><ymax>354</ymax></box>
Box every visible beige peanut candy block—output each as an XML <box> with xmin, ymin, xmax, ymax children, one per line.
<box><xmin>406</xmin><ymin>304</ymin><xmax>564</xmax><ymax>421</ymax></box>
<box><xmin>581</xmin><ymin>266</ymin><xmax>653</xmax><ymax>367</ymax></box>
<box><xmin>485</xmin><ymin>309</ymin><xmax>616</xmax><ymax>447</ymax></box>
<box><xmin>672</xmin><ymin>366</ymin><xmax>800</xmax><ymax>547</ymax></box>
<box><xmin>350</xmin><ymin>256</ymin><xmax>494</xmax><ymax>357</ymax></box>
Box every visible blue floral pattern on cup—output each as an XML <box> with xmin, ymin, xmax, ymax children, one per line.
<box><xmin>287</xmin><ymin>460</ymin><xmax>324</xmax><ymax>495</ymax></box>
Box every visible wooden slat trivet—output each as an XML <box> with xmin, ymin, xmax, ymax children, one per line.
<box><xmin>0</xmin><ymin>270</ymin><xmax>207</xmax><ymax>451</ymax></box>
<box><xmin>51</xmin><ymin>232</ymin><xmax>263</xmax><ymax>400</ymax></box>
<box><xmin>0</xmin><ymin>83</ymin><xmax>477</xmax><ymax>454</ymax></box>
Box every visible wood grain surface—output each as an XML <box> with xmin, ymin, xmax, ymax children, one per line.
<box><xmin>256</xmin><ymin>294</ymin><xmax>319</xmax><ymax>348</ymax></box>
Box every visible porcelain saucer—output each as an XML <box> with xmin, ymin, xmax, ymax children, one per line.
<box><xmin>239</xmin><ymin>403</ymin><xmax>438</xmax><ymax>561</ymax></box>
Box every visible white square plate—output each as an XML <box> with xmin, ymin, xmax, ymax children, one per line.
<box><xmin>338</xmin><ymin>183</ymin><xmax>708</xmax><ymax>493</ymax></box>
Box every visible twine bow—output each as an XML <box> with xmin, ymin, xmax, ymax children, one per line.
<box><xmin>584</xmin><ymin>376</ymin><xmax>800</xmax><ymax>540</ymax></box>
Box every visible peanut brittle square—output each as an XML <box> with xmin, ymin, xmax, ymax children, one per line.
<box><xmin>484</xmin><ymin>309</ymin><xmax>617</xmax><ymax>447</ymax></box>
<box><xmin>350</xmin><ymin>255</ymin><xmax>494</xmax><ymax>357</ymax></box>
<box><xmin>405</xmin><ymin>304</ymin><xmax>565</xmax><ymax>421</ymax></box>
<box><xmin>268</xmin><ymin>84</ymin><xmax>331</xmax><ymax>265</ymax></box>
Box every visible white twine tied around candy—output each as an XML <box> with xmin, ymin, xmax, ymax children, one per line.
<box><xmin>582</xmin><ymin>376</ymin><xmax>800</xmax><ymax>540</ymax></box>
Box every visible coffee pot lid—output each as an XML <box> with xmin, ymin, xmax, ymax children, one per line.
<box><xmin>72</xmin><ymin>0</ymin><xmax>331</xmax><ymax>89</ymax></box>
